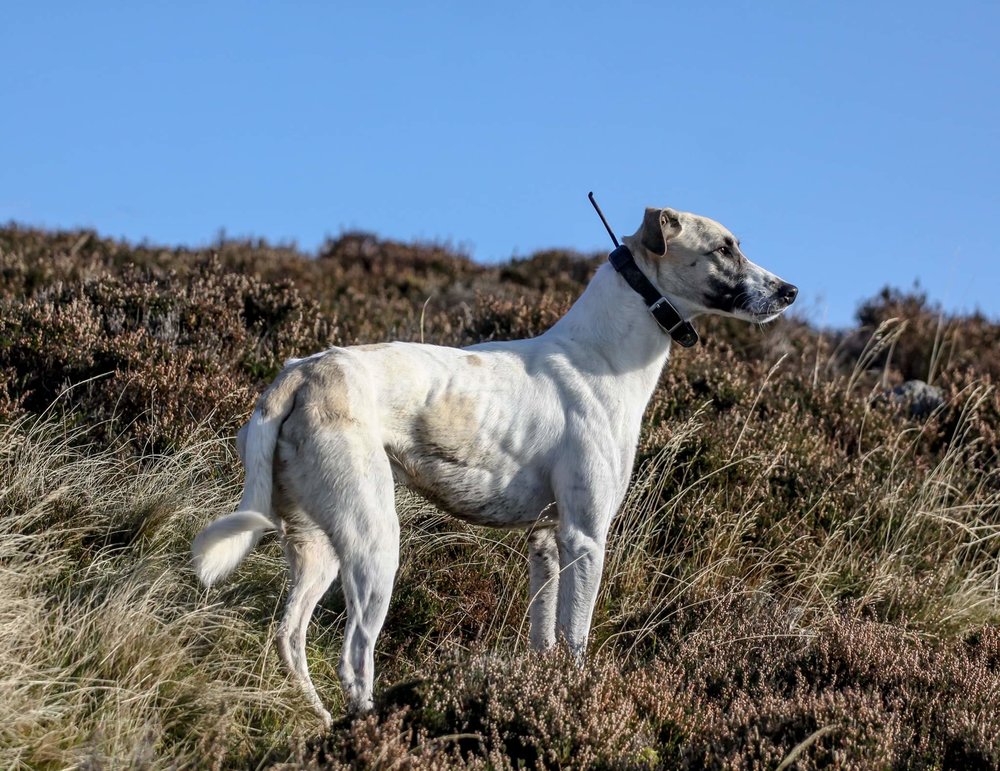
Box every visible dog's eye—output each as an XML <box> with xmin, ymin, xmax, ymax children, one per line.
<box><xmin>717</xmin><ymin>245</ymin><xmax>731</xmax><ymax>257</ymax></box>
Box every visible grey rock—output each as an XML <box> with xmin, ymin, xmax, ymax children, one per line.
<box><xmin>889</xmin><ymin>380</ymin><xmax>945</xmax><ymax>418</ymax></box>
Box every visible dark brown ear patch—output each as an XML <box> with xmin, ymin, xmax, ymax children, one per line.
<box><xmin>641</xmin><ymin>208</ymin><xmax>666</xmax><ymax>255</ymax></box>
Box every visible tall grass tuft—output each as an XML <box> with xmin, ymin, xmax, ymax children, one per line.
<box><xmin>0</xmin><ymin>418</ymin><xmax>311</xmax><ymax>768</ymax></box>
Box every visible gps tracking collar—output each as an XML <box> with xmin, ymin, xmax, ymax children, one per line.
<box><xmin>588</xmin><ymin>193</ymin><xmax>699</xmax><ymax>348</ymax></box>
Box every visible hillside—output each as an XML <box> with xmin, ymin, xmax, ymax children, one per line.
<box><xmin>0</xmin><ymin>224</ymin><xmax>998</xmax><ymax>769</ymax></box>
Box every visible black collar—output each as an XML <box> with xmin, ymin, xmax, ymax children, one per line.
<box><xmin>608</xmin><ymin>245</ymin><xmax>699</xmax><ymax>347</ymax></box>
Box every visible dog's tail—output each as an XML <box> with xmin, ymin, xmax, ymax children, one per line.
<box><xmin>191</xmin><ymin>510</ymin><xmax>276</xmax><ymax>587</ymax></box>
<box><xmin>192</xmin><ymin>366</ymin><xmax>305</xmax><ymax>587</ymax></box>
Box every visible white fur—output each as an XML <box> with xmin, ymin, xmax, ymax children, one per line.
<box><xmin>191</xmin><ymin>510</ymin><xmax>275</xmax><ymax>586</ymax></box>
<box><xmin>191</xmin><ymin>206</ymin><xmax>796</xmax><ymax>724</ymax></box>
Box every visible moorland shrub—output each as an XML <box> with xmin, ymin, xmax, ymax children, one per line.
<box><xmin>1</xmin><ymin>223</ymin><xmax>998</xmax><ymax>768</ymax></box>
<box><xmin>303</xmin><ymin>597</ymin><xmax>1000</xmax><ymax>769</ymax></box>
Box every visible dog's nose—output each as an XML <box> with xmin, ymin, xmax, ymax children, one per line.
<box><xmin>776</xmin><ymin>282</ymin><xmax>798</xmax><ymax>305</ymax></box>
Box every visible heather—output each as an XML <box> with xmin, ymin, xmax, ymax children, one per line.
<box><xmin>0</xmin><ymin>224</ymin><xmax>997</xmax><ymax>769</ymax></box>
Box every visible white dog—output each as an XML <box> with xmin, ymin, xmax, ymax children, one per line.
<box><xmin>192</xmin><ymin>206</ymin><xmax>797</xmax><ymax>725</ymax></box>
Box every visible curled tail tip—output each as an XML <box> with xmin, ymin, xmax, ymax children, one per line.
<box><xmin>192</xmin><ymin>556</ymin><xmax>224</xmax><ymax>588</ymax></box>
<box><xmin>191</xmin><ymin>510</ymin><xmax>276</xmax><ymax>587</ymax></box>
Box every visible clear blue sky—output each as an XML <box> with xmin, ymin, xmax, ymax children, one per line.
<box><xmin>2</xmin><ymin>2</ymin><xmax>998</xmax><ymax>327</ymax></box>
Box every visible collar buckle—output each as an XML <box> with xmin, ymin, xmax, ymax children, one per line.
<box><xmin>666</xmin><ymin>318</ymin><xmax>688</xmax><ymax>335</ymax></box>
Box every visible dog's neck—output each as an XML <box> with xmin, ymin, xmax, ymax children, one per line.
<box><xmin>544</xmin><ymin>259</ymin><xmax>674</xmax><ymax>396</ymax></box>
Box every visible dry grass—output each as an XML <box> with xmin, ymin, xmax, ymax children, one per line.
<box><xmin>0</xmin><ymin>418</ymin><xmax>300</xmax><ymax>768</ymax></box>
<box><xmin>1</xmin><ymin>224</ymin><xmax>999</xmax><ymax>767</ymax></box>
<box><xmin>1</xmin><ymin>381</ymin><xmax>998</xmax><ymax>767</ymax></box>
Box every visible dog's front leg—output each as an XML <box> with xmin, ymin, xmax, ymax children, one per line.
<box><xmin>550</xmin><ymin>458</ymin><xmax>621</xmax><ymax>658</ymax></box>
<box><xmin>554</xmin><ymin>520</ymin><xmax>607</xmax><ymax>659</ymax></box>
<box><xmin>527</xmin><ymin>527</ymin><xmax>559</xmax><ymax>650</ymax></box>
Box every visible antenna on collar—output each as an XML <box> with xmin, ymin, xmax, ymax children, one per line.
<box><xmin>586</xmin><ymin>192</ymin><xmax>700</xmax><ymax>348</ymax></box>
<box><xmin>588</xmin><ymin>191</ymin><xmax>620</xmax><ymax>248</ymax></box>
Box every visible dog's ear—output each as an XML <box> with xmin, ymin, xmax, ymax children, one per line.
<box><xmin>639</xmin><ymin>207</ymin><xmax>682</xmax><ymax>256</ymax></box>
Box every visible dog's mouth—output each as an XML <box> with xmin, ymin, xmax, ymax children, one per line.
<box><xmin>702</xmin><ymin>280</ymin><xmax>797</xmax><ymax>323</ymax></box>
<box><xmin>747</xmin><ymin>309</ymin><xmax>786</xmax><ymax>323</ymax></box>
<box><xmin>747</xmin><ymin>282</ymin><xmax>797</xmax><ymax>321</ymax></box>
<box><xmin>736</xmin><ymin>290</ymin><xmax>798</xmax><ymax>323</ymax></box>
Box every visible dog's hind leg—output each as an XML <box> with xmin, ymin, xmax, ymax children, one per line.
<box><xmin>338</xmin><ymin>554</ymin><xmax>397</xmax><ymax>712</ymax></box>
<box><xmin>325</xmin><ymin>449</ymin><xmax>399</xmax><ymax>713</ymax></box>
<box><xmin>287</xmin><ymin>428</ymin><xmax>399</xmax><ymax>713</ymax></box>
<box><xmin>527</xmin><ymin>527</ymin><xmax>559</xmax><ymax>650</ymax></box>
<box><xmin>338</xmin><ymin>511</ymin><xmax>399</xmax><ymax>710</ymax></box>
<box><xmin>280</xmin><ymin>356</ymin><xmax>399</xmax><ymax>713</ymax></box>
<box><xmin>277</xmin><ymin>522</ymin><xmax>339</xmax><ymax>727</ymax></box>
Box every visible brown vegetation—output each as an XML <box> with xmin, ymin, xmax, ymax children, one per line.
<box><xmin>0</xmin><ymin>223</ymin><xmax>997</xmax><ymax>768</ymax></box>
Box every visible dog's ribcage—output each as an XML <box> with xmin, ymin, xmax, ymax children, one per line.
<box><xmin>341</xmin><ymin>342</ymin><xmax>562</xmax><ymax>528</ymax></box>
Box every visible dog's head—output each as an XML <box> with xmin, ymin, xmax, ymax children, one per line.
<box><xmin>625</xmin><ymin>207</ymin><xmax>797</xmax><ymax>323</ymax></box>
